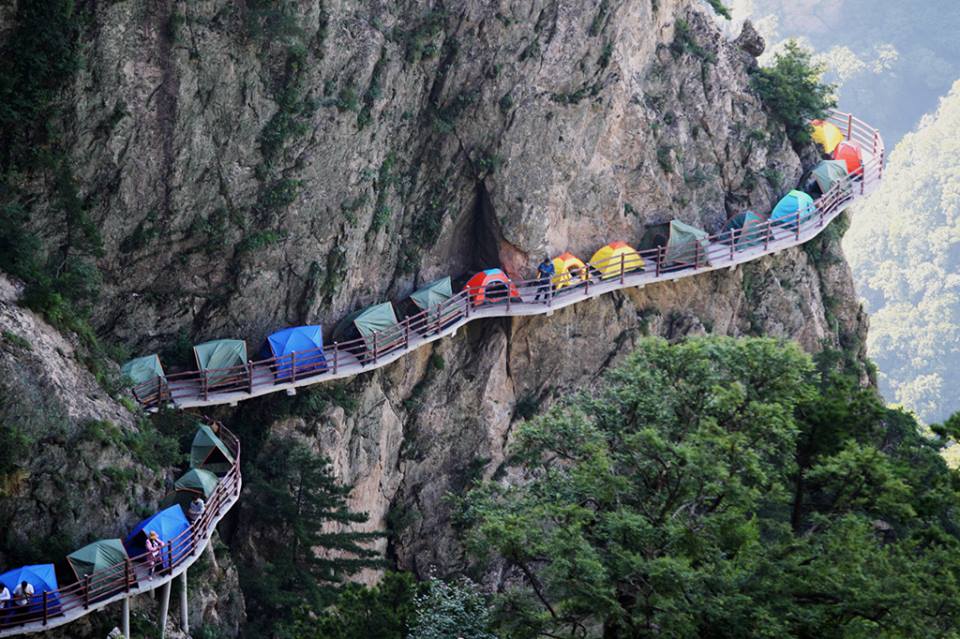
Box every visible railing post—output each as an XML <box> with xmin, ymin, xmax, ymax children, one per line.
<box><xmin>124</xmin><ymin>559</ymin><xmax>131</xmax><ymax>592</ymax></box>
<box><xmin>247</xmin><ymin>360</ymin><xmax>254</xmax><ymax>394</ymax></box>
<box><xmin>656</xmin><ymin>245</ymin><xmax>663</xmax><ymax>277</ymax></box>
<box><xmin>764</xmin><ymin>223</ymin><xmax>771</xmax><ymax>251</ymax></box>
<box><xmin>795</xmin><ymin>210</ymin><xmax>801</xmax><ymax>241</ymax></box>
<box><xmin>730</xmin><ymin>231</ymin><xmax>735</xmax><ymax>261</ymax></box>
<box><xmin>619</xmin><ymin>253</ymin><xmax>626</xmax><ymax>284</ymax></box>
<box><xmin>506</xmin><ymin>285</ymin><xmax>512</xmax><ymax>311</ymax></box>
<box><xmin>84</xmin><ymin>574</ymin><xmax>91</xmax><ymax>608</ymax></box>
<box><xmin>42</xmin><ymin>590</ymin><xmax>48</xmax><ymax>625</ymax></box>
<box><xmin>332</xmin><ymin>342</ymin><xmax>339</xmax><ymax>374</ymax></box>
<box><xmin>167</xmin><ymin>542</ymin><xmax>174</xmax><ymax>575</ymax></box>
<box><xmin>584</xmin><ymin>272</ymin><xmax>590</xmax><ymax>296</ymax></box>
<box><xmin>404</xmin><ymin>321</ymin><xmax>410</xmax><ymax>349</ymax></box>
<box><xmin>290</xmin><ymin>351</ymin><xmax>297</xmax><ymax>383</ymax></box>
<box><xmin>372</xmin><ymin>332</ymin><xmax>378</xmax><ymax>364</ymax></box>
<box><xmin>846</xmin><ymin>113</ymin><xmax>853</xmax><ymax>139</ymax></box>
<box><xmin>694</xmin><ymin>242</ymin><xmax>700</xmax><ymax>269</ymax></box>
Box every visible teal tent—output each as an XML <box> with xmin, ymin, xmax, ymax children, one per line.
<box><xmin>121</xmin><ymin>355</ymin><xmax>164</xmax><ymax>386</ymax></box>
<box><xmin>770</xmin><ymin>190</ymin><xmax>815</xmax><ymax>226</ymax></box>
<box><xmin>410</xmin><ymin>277</ymin><xmax>453</xmax><ymax>311</ymax></box>
<box><xmin>190</xmin><ymin>425</ymin><xmax>234</xmax><ymax>475</ymax></box>
<box><xmin>67</xmin><ymin>539</ymin><xmax>129</xmax><ymax>581</ymax></box>
<box><xmin>665</xmin><ymin>220</ymin><xmax>712</xmax><ymax>267</ymax></box>
<box><xmin>332</xmin><ymin>302</ymin><xmax>401</xmax><ymax>350</ymax></box>
<box><xmin>721</xmin><ymin>211</ymin><xmax>767</xmax><ymax>250</ymax></box>
<box><xmin>161</xmin><ymin>468</ymin><xmax>220</xmax><ymax>510</ymax></box>
<box><xmin>811</xmin><ymin>160</ymin><xmax>849</xmax><ymax>195</ymax></box>
<box><xmin>193</xmin><ymin>339</ymin><xmax>247</xmax><ymax>386</ymax></box>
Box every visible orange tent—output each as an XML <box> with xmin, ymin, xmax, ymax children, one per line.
<box><xmin>831</xmin><ymin>140</ymin><xmax>863</xmax><ymax>175</ymax></box>
<box><xmin>589</xmin><ymin>241</ymin><xmax>644</xmax><ymax>280</ymax></box>
<box><xmin>463</xmin><ymin>269</ymin><xmax>521</xmax><ymax>306</ymax></box>
<box><xmin>552</xmin><ymin>252</ymin><xmax>588</xmax><ymax>289</ymax></box>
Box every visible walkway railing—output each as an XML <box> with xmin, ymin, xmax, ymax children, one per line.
<box><xmin>133</xmin><ymin>109</ymin><xmax>884</xmax><ymax>411</ymax></box>
<box><xmin>0</xmin><ymin>428</ymin><xmax>242</xmax><ymax>637</ymax></box>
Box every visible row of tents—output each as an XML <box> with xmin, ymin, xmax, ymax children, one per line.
<box><xmin>121</xmin><ymin>120</ymin><xmax>862</xmax><ymax>394</ymax></box>
<box><xmin>0</xmin><ymin>426</ymin><xmax>234</xmax><ymax>616</ymax></box>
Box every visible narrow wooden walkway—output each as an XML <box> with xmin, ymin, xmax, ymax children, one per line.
<box><xmin>134</xmin><ymin>109</ymin><xmax>884</xmax><ymax>412</ymax></box>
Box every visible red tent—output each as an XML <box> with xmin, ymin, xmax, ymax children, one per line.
<box><xmin>831</xmin><ymin>140</ymin><xmax>863</xmax><ymax>175</ymax></box>
<box><xmin>464</xmin><ymin>269</ymin><xmax>521</xmax><ymax>306</ymax></box>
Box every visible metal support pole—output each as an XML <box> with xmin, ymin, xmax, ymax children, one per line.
<box><xmin>122</xmin><ymin>597</ymin><xmax>130</xmax><ymax>639</ymax></box>
<box><xmin>180</xmin><ymin>571</ymin><xmax>189</xmax><ymax>633</ymax></box>
<box><xmin>159</xmin><ymin>580</ymin><xmax>171</xmax><ymax>639</ymax></box>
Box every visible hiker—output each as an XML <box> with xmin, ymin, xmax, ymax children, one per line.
<box><xmin>187</xmin><ymin>498</ymin><xmax>206</xmax><ymax>524</ymax></box>
<box><xmin>0</xmin><ymin>581</ymin><xmax>10</xmax><ymax>616</ymax></box>
<box><xmin>13</xmin><ymin>581</ymin><xmax>33</xmax><ymax>608</ymax></box>
<box><xmin>145</xmin><ymin>531</ymin><xmax>163</xmax><ymax>577</ymax></box>
<box><xmin>534</xmin><ymin>256</ymin><xmax>555</xmax><ymax>302</ymax></box>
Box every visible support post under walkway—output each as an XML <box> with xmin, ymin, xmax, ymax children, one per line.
<box><xmin>158</xmin><ymin>580</ymin><xmax>171</xmax><ymax>639</ymax></box>
<box><xmin>121</xmin><ymin>597</ymin><xmax>130</xmax><ymax>639</ymax></box>
<box><xmin>180</xmin><ymin>571</ymin><xmax>189</xmax><ymax>633</ymax></box>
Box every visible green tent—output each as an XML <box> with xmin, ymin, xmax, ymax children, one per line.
<box><xmin>332</xmin><ymin>302</ymin><xmax>401</xmax><ymax>349</ymax></box>
<box><xmin>120</xmin><ymin>354</ymin><xmax>164</xmax><ymax>385</ymax></box>
<box><xmin>161</xmin><ymin>468</ymin><xmax>219</xmax><ymax>510</ymax></box>
<box><xmin>721</xmin><ymin>211</ymin><xmax>767</xmax><ymax>250</ymax></box>
<box><xmin>410</xmin><ymin>277</ymin><xmax>453</xmax><ymax>311</ymax></box>
<box><xmin>811</xmin><ymin>159</ymin><xmax>850</xmax><ymax>195</ymax></box>
<box><xmin>193</xmin><ymin>339</ymin><xmax>247</xmax><ymax>386</ymax></box>
<box><xmin>638</xmin><ymin>222</ymin><xmax>671</xmax><ymax>252</ymax></box>
<box><xmin>665</xmin><ymin>220</ymin><xmax>712</xmax><ymax>267</ymax></box>
<box><xmin>67</xmin><ymin>539</ymin><xmax>129</xmax><ymax>581</ymax></box>
<box><xmin>191</xmin><ymin>425</ymin><xmax>235</xmax><ymax>475</ymax></box>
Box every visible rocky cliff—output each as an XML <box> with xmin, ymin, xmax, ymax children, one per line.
<box><xmin>0</xmin><ymin>0</ymin><xmax>868</xmax><ymax>635</ymax></box>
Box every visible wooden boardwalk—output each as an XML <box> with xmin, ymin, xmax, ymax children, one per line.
<box><xmin>134</xmin><ymin>110</ymin><xmax>884</xmax><ymax>412</ymax></box>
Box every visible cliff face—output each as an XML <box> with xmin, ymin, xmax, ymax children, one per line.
<box><xmin>0</xmin><ymin>0</ymin><xmax>869</xmax><ymax>633</ymax></box>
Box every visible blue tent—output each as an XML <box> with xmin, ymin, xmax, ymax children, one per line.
<box><xmin>264</xmin><ymin>325</ymin><xmax>326</xmax><ymax>380</ymax></box>
<box><xmin>0</xmin><ymin>564</ymin><xmax>61</xmax><ymax>615</ymax></box>
<box><xmin>770</xmin><ymin>190</ymin><xmax>815</xmax><ymax>227</ymax></box>
<box><xmin>124</xmin><ymin>505</ymin><xmax>190</xmax><ymax>568</ymax></box>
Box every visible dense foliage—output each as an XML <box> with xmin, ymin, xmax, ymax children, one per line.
<box><xmin>238</xmin><ymin>435</ymin><xmax>384</xmax><ymax>638</ymax></box>
<box><xmin>843</xmin><ymin>82</ymin><xmax>960</xmax><ymax>423</ymax></box>
<box><xmin>751</xmin><ymin>41</ymin><xmax>836</xmax><ymax>144</ymax></box>
<box><xmin>460</xmin><ymin>337</ymin><xmax>960</xmax><ymax>638</ymax></box>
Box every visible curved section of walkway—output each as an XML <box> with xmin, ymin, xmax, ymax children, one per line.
<box><xmin>0</xmin><ymin>429</ymin><xmax>242</xmax><ymax>637</ymax></box>
<box><xmin>134</xmin><ymin>110</ymin><xmax>884</xmax><ymax>411</ymax></box>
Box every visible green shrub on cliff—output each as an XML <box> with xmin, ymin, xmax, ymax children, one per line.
<box><xmin>752</xmin><ymin>40</ymin><xmax>836</xmax><ymax>144</ymax></box>
<box><xmin>459</xmin><ymin>337</ymin><xmax>960</xmax><ymax>638</ymax></box>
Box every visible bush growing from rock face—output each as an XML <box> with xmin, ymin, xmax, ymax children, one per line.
<box><xmin>752</xmin><ymin>40</ymin><xmax>836</xmax><ymax>145</ymax></box>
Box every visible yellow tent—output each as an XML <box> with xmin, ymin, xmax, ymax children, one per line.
<box><xmin>551</xmin><ymin>252</ymin><xmax>588</xmax><ymax>289</ymax></box>
<box><xmin>810</xmin><ymin>119</ymin><xmax>844</xmax><ymax>154</ymax></box>
<box><xmin>589</xmin><ymin>241</ymin><xmax>644</xmax><ymax>280</ymax></box>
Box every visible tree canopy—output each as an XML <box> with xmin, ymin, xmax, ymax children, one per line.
<box><xmin>460</xmin><ymin>337</ymin><xmax>960</xmax><ymax>638</ymax></box>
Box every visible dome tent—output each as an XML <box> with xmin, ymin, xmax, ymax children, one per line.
<box><xmin>463</xmin><ymin>269</ymin><xmax>520</xmax><ymax>305</ymax></box>
<box><xmin>810</xmin><ymin>119</ymin><xmax>844</xmax><ymax>154</ymax></box>
<box><xmin>551</xmin><ymin>252</ymin><xmax>588</xmax><ymax>289</ymax></box>
<box><xmin>161</xmin><ymin>468</ymin><xmax>220</xmax><ymax>511</ymax></box>
<box><xmin>770</xmin><ymin>190</ymin><xmax>816</xmax><ymax>226</ymax></box>
<box><xmin>332</xmin><ymin>302</ymin><xmax>402</xmax><ymax>354</ymax></box>
<box><xmin>191</xmin><ymin>424</ymin><xmax>235</xmax><ymax>475</ymax></box>
<box><xmin>0</xmin><ymin>564</ymin><xmax>61</xmax><ymax>615</ymax></box>
<box><xmin>123</xmin><ymin>505</ymin><xmax>190</xmax><ymax>568</ymax></box>
<box><xmin>67</xmin><ymin>539</ymin><xmax>129</xmax><ymax>581</ymax></box>
<box><xmin>832</xmin><ymin>140</ymin><xmax>863</xmax><ymax>175</ymax></box>
<box><xmin>589</xmin><ymin>242</ymin><xmax>644</xmax><ymax>279</ymax></box>
<box><xmin>409</xmin><ymin>276</ymin><xmax>453</xmax><ymax>311</ymax></box>
<box><xmin>720</xmin><ymin>211</ymin><xmax>767</xmax><ymax>250</ymax></box>
<box><xmin>810</xmin><ymin>159</ymin><xmax>850</xmax><ymax>196</ymax></box>
<box><xmin>665</xmin><ymin>220</ymin><xmax>711</xmax><ymax>267</ymax></box>
<box><xmin>193</xmin><ymin>339</ymin><xmax>247</xmax><ymax>386</ymax></box>
<box><xmin>120</xmin><ymin>354</ymin><xmax>164</xmax><ymax>388</ymax></box>
<box><xmin>264</xmin><ymin>325</ymin><xmax>326</xmax><ymax>380</ymax></box>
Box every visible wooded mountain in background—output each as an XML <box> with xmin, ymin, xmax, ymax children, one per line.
<box><xmin>843</xmin><ymin>83</ymin><xmax>960</xmax><ymax>424</ymax></box>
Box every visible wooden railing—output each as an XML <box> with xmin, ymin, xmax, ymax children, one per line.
<box><xmin>0</xmin><ymin>429</ymin><xmax>242</xmax><ymax>636</ymax></box>
<box><xmin>132</xmin><ymin>109</ymin><xmax>884</xmax><ymax>411</ymax></box>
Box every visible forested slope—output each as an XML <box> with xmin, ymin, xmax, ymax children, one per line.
<box><xmin>844</xmin><ymin>82</ymin><xmax>960</xmax><ymax>423</ymax></box>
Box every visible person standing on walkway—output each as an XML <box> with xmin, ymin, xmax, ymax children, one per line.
<box><xmin>534</xmin><ymin>256</ymin><xmax>555</xmax><ymax>302</ymax></box>
<box><xmin>187</xmin><ymin>498</ymin><xmax>206</xmax><ymax>524</ymax></box>
<box><xmin>145</xmin><ymin>531</ymin><xmax>163</xmax><ymax>578</ymax></box>
<box><xmin>12</xmin><ymin>581</ymin><xmax>33</xmax><ymax>608</ymax></box>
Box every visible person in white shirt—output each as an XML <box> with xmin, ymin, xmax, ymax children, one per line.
<box><xmin>187</xmin><ymin>498</ymin><xmax>206</xmax><ymax>524</ymax></box>
<box><xmin>0</xmin><ymin>583</ymin><xmax>10</xmax><ymax>608</ymax></box>
<box><xmin>13</xmin><ymin>581</ymin><xmax>33</xmax><ymax>607</ymax></box>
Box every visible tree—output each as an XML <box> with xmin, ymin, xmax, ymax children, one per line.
<box><xmin>407</xmin><ymin>577</ymin><xmax>498</xmax><ymax>639</ymax></box>
<box><xmin>752</xmin><ymin>40</ymin><xmax>836</xmax><ymax>144</ymax></box>
<box><xmin>240</xmin><ymin>436</ymin><xmax>384</xmax><ymax>637</ymax></box>
<box><xmin>460</xmin><ymin>337</ymin><xmax>960</xmax><ymax>638</ymax></box>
